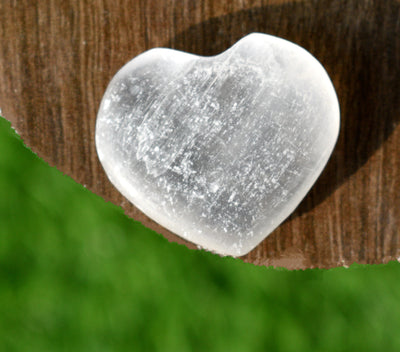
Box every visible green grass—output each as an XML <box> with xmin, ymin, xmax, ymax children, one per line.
<box><xmin>0</xmin><ymin>116</ymin><xmax>399</xmax><ymax>351</ymax></box>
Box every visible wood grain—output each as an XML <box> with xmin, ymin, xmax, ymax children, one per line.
<box><xmin>0</xmin><ymin>0</ymin><xmax>399</xmax><ymax>269</ymax></box>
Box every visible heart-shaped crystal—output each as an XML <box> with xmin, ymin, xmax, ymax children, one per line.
<box><xmin>96</xmin><ymin>33</ymin><xmax>340</xmax><ymax>256</ymax></box>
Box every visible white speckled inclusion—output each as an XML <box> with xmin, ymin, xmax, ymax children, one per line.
<box><xmin>95</xmin><ymin>33</ymin><xmax>340</xmax><ymax>256</ymax></box>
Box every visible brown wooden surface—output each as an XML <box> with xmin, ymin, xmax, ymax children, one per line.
<box><xmin>0</xmin><ymin>0</ymin><xmax>399</xmax><ymax>269</ymax></box>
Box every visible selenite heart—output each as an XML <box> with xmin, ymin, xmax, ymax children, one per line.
<box><xmin>95</xmin><ymin>33</ymin><xmax>340</xmax><ymax>256</ymax></box>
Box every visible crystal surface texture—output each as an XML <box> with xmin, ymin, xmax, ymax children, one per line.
<box><xmin>95</xmin><ymin>33</ymin><xmax>340</xmax><ymax>256</ymax></box>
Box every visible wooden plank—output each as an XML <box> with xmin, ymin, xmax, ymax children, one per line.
<box><xmin>0</xmin><ymin>0</ymin><xmax>399</xmax><ymax>268</ymax></box>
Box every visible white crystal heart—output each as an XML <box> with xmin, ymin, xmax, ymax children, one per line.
<box><xmin>96</xmin><ymin>33</ymin><xmax>340</xmax><ymax>256</ymax></box>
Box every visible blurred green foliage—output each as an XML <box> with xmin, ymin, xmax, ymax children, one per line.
<box><xmin>0</xmin><ymin>116</ymin><xmax>400</xmax><ymax>351</ymax></box>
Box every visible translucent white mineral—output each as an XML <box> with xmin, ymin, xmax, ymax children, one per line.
<box><xmin>95</xmin><ymin>33</ymin><xmax>340</xmax><ymax>256</ymax></box>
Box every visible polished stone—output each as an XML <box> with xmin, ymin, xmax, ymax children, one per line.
<box><xmin>95</xmin><ymin>33</ymin><xmax>340</xmax><ymax>256</ymax></box>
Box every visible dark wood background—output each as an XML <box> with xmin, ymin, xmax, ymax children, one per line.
<box><xmin>0</xmin><ymin>0</ymin><xmax>399</xmax><ymax>269</ymax></box>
